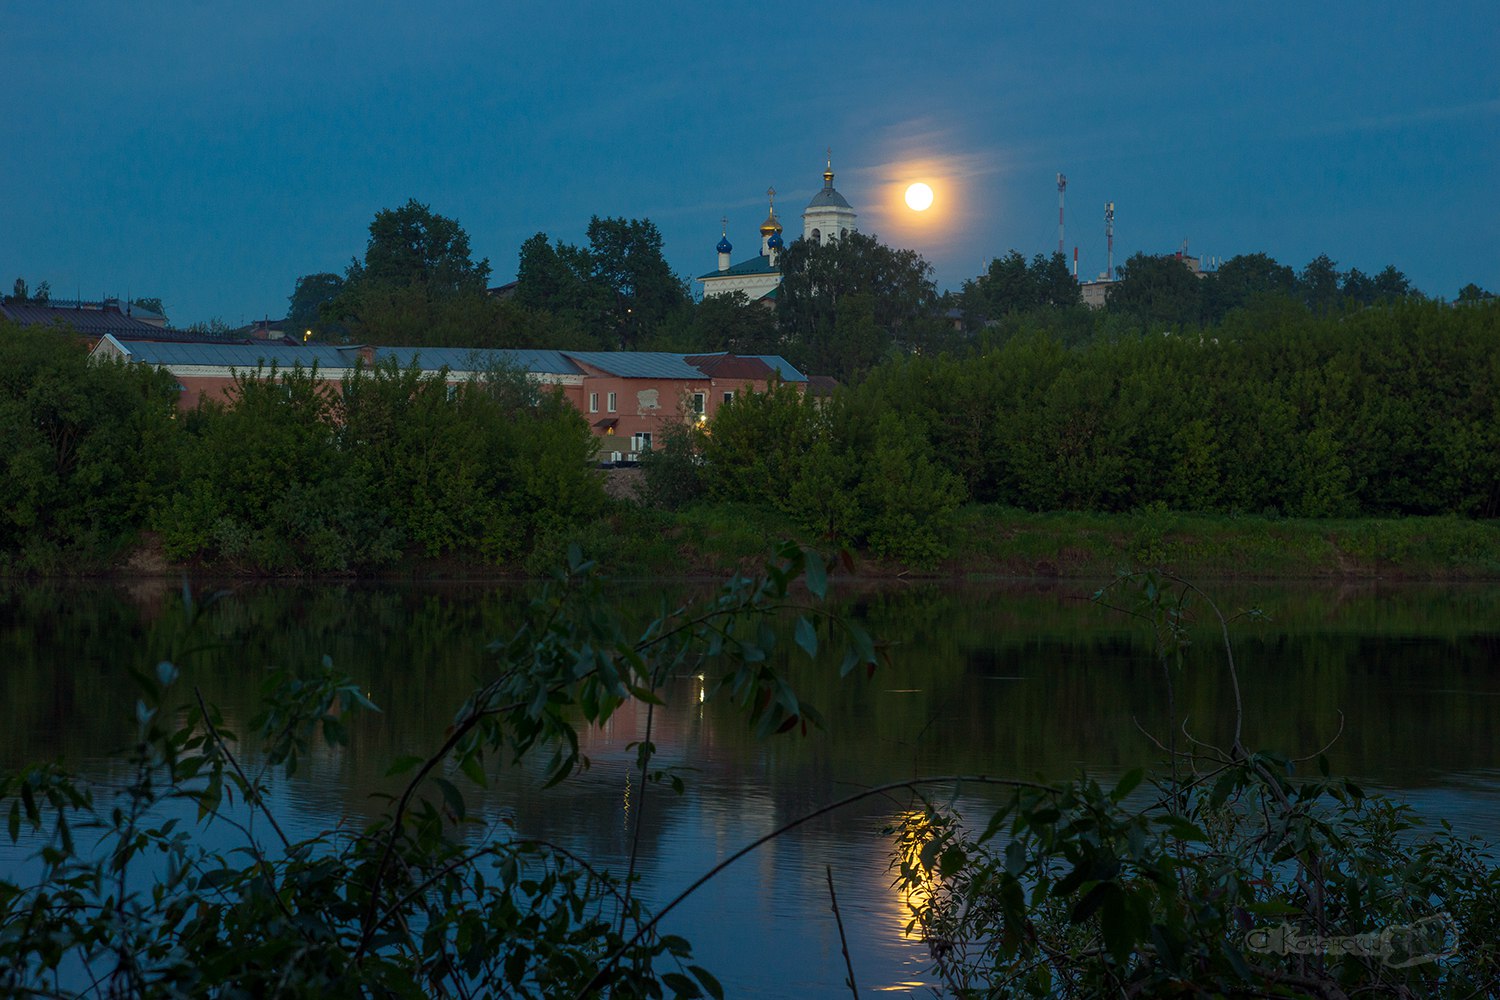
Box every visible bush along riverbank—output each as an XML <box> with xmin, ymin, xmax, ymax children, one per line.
<box><xmin>94</xmin><ymin>503</ymin><xmax>1500</xmax><ymax>582</ymax></box>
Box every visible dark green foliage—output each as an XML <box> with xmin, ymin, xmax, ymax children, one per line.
<box><xmin>329</xmin><ymin>199</ymin><xmax>497</xmax><ymax>345</ymax></box>
<box><xmin>0</xmin><ymin>322</ymin><xmax>179</xmax><ymax>570</ymax></box>
<box><xmin>157</xmin><ymin>358</ymin><xmax>604</xmax><ymax>572</ymax></box>
<box><xmin>776</xmin><ymin>231</ymin><xmax>937</xmax><ymax>382</ymax></box>
<box><xmin>839</xmin><ymin>298</ymin><xmax>1500</xmax><ymax>519</ymax></box>
<box><xmin>960</xmin><ymin>250</ymin><xmax>1080</xmax><ymax>325</ymax></box>
<box><xmin>1106</xmin><ymin>252</ymin><xmax>1205</xmax><ymax>327</ymax></box>
<box><xmin>352</xmin><ymin>198</ymin><xmax>491</xmax><ymax>294</ymax></box>
<box><xmin>640</xmin><ymin>291</ymin><xmax>780</xmax><ymax>355</ymax></box>
<box><xmin>515</xmin><ymin>217</ymin><xmax>690</xmax><ymax>349</ymax></box>
<box><xmin>638</xmin><ymin>421</ymin><xmax>707</xmax><ymax>512</ymax></box>
<box><xmin>1201</xmin><ymin>252</ymin><xmax>1297</xmax><ymax>322</ymax></box>
<box><xmin>286</xmin><ymin>271</ymin><xmax>345</xmax><ymax>337</ymax></box>
<box><xmin>693</xmin><ymin>382</ymin><xmax>964</xmax><ymax>566</ymax></box>
<box><xmin>1299</xmin><ymin>253</ymin><xmax>1344</xmax><ymax>312</ymax></box>
<box><xmin>160</xmin><ymin>364</ymin><xmax>397</xmax><ymax>572</ymax></box>
<box><xmin>7</xmin><ymin>277</ymin><xmax>50</xmax><ymax>303</ymax></box>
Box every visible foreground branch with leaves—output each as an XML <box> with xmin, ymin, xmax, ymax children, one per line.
<box><xmin>0</xmin><ymin>544</ymin><xmax>876</xmax><ymax>997</ymax></box>
<box><xmin>889</xmin><ymin>573</ymin><xmax>1499</xmax><ymax>997</ymax></box>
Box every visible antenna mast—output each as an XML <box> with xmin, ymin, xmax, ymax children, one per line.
<box><xmin>1105</xmin><ymin>202</ymin><xmax>1116</xmax><ymax>278</ymax></box>
<box><xmin>1056</xmin><ymin>173</ymin><xmax>1067</xmax><ymax>256</ymax></box>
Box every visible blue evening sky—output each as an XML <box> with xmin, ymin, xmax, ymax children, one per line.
<box><xmin>4</xmin><ymin>1</ymin><xmax>1496</xmax><ymax>326</ymax></box>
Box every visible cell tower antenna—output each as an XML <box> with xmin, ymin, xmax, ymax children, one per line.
<box><xmin>1105</xmin><ymin>202</ymin><xmax>1116</xmax><ymax>278</ymax></box>
<box><xmin>1057</xmin><ymin>173</ymin><xmax>1067</xmax><ymax>256</ymax></box>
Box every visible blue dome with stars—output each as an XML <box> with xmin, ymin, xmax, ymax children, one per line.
<box><xmin>716</xmin><ymin>234</ymin><xmax>733</xmax><ymax>254</ymax></box>
<box><xmin>766</xmin><ymin>231</ymin><xmax>783</xmax><ymax>250</ymax></box>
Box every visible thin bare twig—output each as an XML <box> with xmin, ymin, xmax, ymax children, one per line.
<box><xmin>825</xmin><ymin>866</ymin><xmax>860</xmax><ymax>1000</ymax></box>
<box><xmin>576</xmin><ymin>774</ymin><xmax>1053</xmax><ymax>999</ymax></box>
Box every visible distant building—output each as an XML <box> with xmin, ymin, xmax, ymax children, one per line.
<box><xmin>698</xmin><ymin>157</ymin><xmax>858</xmax><ymax>303</ymax></box>
<box><xmin>90</xmin><ymin>336</ymin><xmax>807</xmax><ymax>459</ymax></box>
<box><xmin>0</xmin><ymin>296</ymin><xmax>260</xmax><ymax>346</ymax></box>
<box><xmin>1080</xmin><ymin>277</ymin><xmax>1117</xmax><ymax>309</ymax></box>
<box><xmin>1</xmin><ymin>297</ymin><xmax>171</xmax><ymax>338</ymax></box>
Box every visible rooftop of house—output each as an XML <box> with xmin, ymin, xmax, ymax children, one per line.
<box><xmin>99</xmin><ymin>338</ymin><xmax>362</xmax><ymax>370</ymax></box>
<box><xmin>375</xmin><ymin>347</ymin><xmax>585</xmax><ymax>376</ymax></box>
<box><xmin>2</xmin><ymin>299</ymin><xmax>172</xmax><ymax>337</ymax></box>
<box><xmin>697</xmin><ymin>255</ymin><xmax>780</xmax><ymax>281</ymax></box>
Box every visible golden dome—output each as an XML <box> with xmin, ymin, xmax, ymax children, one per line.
<box><xmin>759</xmin><ymin>186</ymin><xmax>782</xmax><ymax>234</ymax></box>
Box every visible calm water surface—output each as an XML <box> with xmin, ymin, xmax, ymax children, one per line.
<box><xmin>2</xmin><ymin>578</ymin><xmax>1497</xmax><ymax>997</ymax></box>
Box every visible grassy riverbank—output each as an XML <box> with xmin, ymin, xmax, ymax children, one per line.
<box><xmin>532</xmin><ymin>503</ymin><xmax>1500</xmax><ymax>581</ymax></box>
<box><xmin>45</xmin><ymin>503</ymin><xmax>1500</xmax><ymax>582</ymax></box>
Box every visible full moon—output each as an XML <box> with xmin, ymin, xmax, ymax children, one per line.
<box><xmin>904</xmin><ymin>182</ymin><xmax>934</xmax><ymax>211</ymax></box>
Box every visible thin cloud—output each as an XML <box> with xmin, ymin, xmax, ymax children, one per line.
<box><xmin>1292</xmin><ymin>98</ymin><xmax>1500</xmax><ymax>138</ymax></box>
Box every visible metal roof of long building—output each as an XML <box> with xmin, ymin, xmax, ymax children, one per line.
<box><xmin>373</xmin><ymin>347</ymin><xmax>584</xmax><ymax>375</ymax></box>
<box><xmin>105</xmin><ymin>339</ymin><xmax>808</xmax><ymax>383</ymax></box>
<box><xmin>113</xmin><ymin>341</ymin><xmax>358</xmax><ymax>369</ymax></box>
<box><xmin>561</xmin><ymin>351</ymin><xmax>710</xmax><ymax>379</ymax></box>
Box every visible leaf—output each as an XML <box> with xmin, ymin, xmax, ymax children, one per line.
<box><xmin>385</xmin><ymin>755</ymin><xmax>425</xmax><ymax>777</ymax></box>
<box><xmin>794</xmin><ymin>617</ymin><xmax>818</xmax><ymax>659</ymax></box>
<box><xmin>662</xmin><ymin>972</ymin><xmax>703</xmax><ymax>998</ymax></box>
<box><xmin>803</xmin><ymin>550</ymin><xmax>827</xmax><ymax>599</ymax></box>
<box><xmin>432</xmin><ymin>776</ymin><xmax>466</xmax><ymax>820</ymax></box>
<box><xmin>155</xmin><ymin>660</ymin><xmax>179</xmax><ymax>688</ymax></box>
<box><xmin>1155</xmin><ymin>816</ymin><xmax>1207</xmax><ymax>842</ymax></box>
<box><xmin>459</xmin><ymin>753</ymin><xmax>488</xmax><ymax>789</ymax></box>
<box><xmin>1111</xmin><ymin>767</ymin><xmax>1144</xmax><ymax>802</ymax></box>
<box><xmin>1070</xmin><ymin>880</ymin><xmax>1115</xmax><ymax>923</ymax></box>
<box><xmin>1100</xmin><ymin>889</ymin><xmax>1137</xmax><ymax>965</ymax></box>
<box><xmin>689</xmin><ymin>965</ymin><xmax>724</xmax><ymax>1000</ymax></box>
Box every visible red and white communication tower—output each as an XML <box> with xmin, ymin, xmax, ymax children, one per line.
<box><xmin>1057</xmin><ymin>173</ymin><xmax>1067</xmax><ymax>256</ymax></box>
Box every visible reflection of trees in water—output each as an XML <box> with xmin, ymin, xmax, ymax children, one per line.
<box><xmin>4</xmin><ymin>579</ymin><xmax>1499</xmax><ymax>822</ymax></box>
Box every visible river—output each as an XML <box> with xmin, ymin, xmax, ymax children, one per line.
<box><xmin>2</xmin><ymin>577</ymin><xmax>1496</xmax><ymax>996</ymax></box>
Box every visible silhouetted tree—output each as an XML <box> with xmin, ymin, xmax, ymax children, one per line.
<box><xmin>1106</xmin><ymin>253</ymin><xmax>1203</xmax><ymax>327</ymax></box>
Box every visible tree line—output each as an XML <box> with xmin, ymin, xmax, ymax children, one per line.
<box><xmin>286</xmin><ymin>200</ymin><xmax>951</xmax><ymax>382</ymax></box>
<box><xmin>280</xmin><ymin>198</ymin><xmax>1494</xmax><ymax>389</ymax></box>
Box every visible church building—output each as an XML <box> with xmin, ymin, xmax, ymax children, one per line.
<box><xmin>698</xmin><ymin>157</ymin><xmax>857</xmax><ymax>303</ymax></box>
